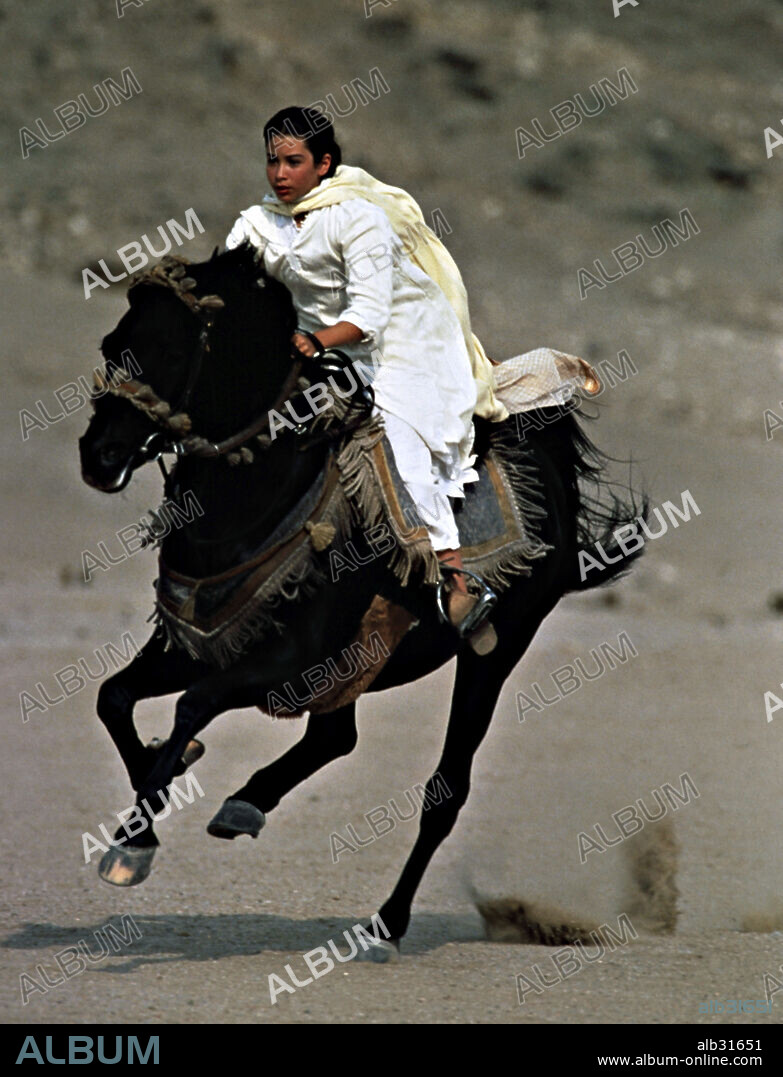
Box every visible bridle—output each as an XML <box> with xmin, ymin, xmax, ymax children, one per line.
<box><xmin>92</xmin><ymin>255</ymin><xmax>374</xmax><ymax>475</ymax></box>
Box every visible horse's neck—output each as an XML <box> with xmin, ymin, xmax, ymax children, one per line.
<box><xmin>185</xmin><ymin>262</ymin><xmax>295</xmax><ymax>444</ymax></box>
<box><xmin>155</xmin><ymin>261</ymin><xmax>315</xmax><ymax>574</ymax></box>
<box><xmin>159</xmin><ymin>437</ymin><xmax>329</xmax><ymax>577</ymax></box>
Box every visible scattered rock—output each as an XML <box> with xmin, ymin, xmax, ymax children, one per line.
<box><xmin>435</xmin><ymin>48</ymin><xmax>480</xmax><ymax>76</ymax></box>
<box><xmin>195</xmin><ymin>4</ymin><xmax>216</xmax><ymax>24</ymax></box>
<box><xmin>523</xmin><ymin>171</ymin><xmax>564</xmax><ymax>198</ymax></box>
<box><xmin>364</xmin><ymin>13</ymin><xmax>413</xmax><ymax>40</ymax></box>
<box><xmin>59</xmin><ymin>565</ymin><xmax>88</xmax><ymax>587</ymax></box>
<box><xmin>434</xmin><ymin>48</ymin><xmax>495</xmax><ymax>103</ymax></box>
<box><xmin>707</xmin><ymin>160</ymin><xmax>752</xmax><ymax>190</ymax></box>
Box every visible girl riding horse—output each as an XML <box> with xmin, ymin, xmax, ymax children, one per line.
<box><xmin>225</xmin><ymin>105</ymin><xmax>507</xmax><ymax>653</ymax></box>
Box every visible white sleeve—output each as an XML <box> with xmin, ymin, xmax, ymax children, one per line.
<box><xmin>334</xmin><ymin>201</ymin><xmax>395</xmax><ymax>348</ymax></box>
<box><xmin>225</xmin><ymin>209</ymin><xmax>267</xmax><ymax>254</ymax></box>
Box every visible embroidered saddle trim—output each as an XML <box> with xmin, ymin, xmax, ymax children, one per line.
<box><xmin>153</xmin><ymin>415</ymin><xmax>439</xmax><ymax>668</ymax></box>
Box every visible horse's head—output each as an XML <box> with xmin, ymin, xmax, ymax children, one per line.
<box><xmin>79</xmin><ymin>244</ymin><xmax>296</xmax><ymax>492</ymax></box>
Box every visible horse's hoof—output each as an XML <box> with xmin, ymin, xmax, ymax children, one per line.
<box><xmin>148</xmin><ymin>736</ymin><xmax>205</xmax><ymax>773</ymax></box>
<box><xmin>98</xmin><ymin>844</ymin><xmax>156</xmax><ymax>887</ymax></box>
<box><xmin>207</xmin><ymin>799</ymin><xmax>265</xmax><ymax>840</ymax></box>
<box><xmin>352</xmin><ymin>938</ymin><xmax>400</xmax><ymax>964</ymax></box>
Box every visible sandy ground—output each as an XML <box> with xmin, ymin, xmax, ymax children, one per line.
<box><xmin>2</xmin><ymin>0</ymin><xmax>783</xmax><ymax>1029</ymax></box>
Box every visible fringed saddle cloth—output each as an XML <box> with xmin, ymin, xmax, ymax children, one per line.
<box><xmin>155</xmin><ymin>348</ymin><xmax>597</xmax><ymax>714</ymax></box>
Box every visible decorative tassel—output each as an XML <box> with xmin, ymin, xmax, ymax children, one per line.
<box><xmin>304</xmin><ymin>521</ymin><xmax>336</xmax><ymax>551</ymax></box>
<box><xmin>179</xmin><ymin>582</ymin><xmax>200</xmax><ymax>622</ymax></box>
<box><xmin>168</xmin><ymin>413</ymin><xmax>192</xmax><ymax>434</ymax></box>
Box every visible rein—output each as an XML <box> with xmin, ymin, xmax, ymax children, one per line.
<box><xmin>92</xmin><ymin>255</ymin><xmax>370</xmax><ymax>467</ymax></box>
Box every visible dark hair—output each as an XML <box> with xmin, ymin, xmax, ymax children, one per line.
<box><xmin>263</xmin><ymin>106</ymin><xmax>342</xmax><ymax>178</ymax></box>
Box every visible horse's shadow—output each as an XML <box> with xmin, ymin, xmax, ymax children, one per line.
<box><xmin>2</xmin><ymin>912</ymin><xmax>485</xmax><ymax>973</ymax></box>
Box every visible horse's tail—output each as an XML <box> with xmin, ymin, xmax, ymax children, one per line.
<box><xmin>562</xmin><ymin>408</ymin><xmax>649</xmax><ymax>593</ymax></box>
<box><xmin>514</xmin><ymin>406</ymin><xmax>649</xmax><ymax>594</ymax></box>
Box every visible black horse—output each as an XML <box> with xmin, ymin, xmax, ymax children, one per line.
<box><xmin>79</xmin><ymin>244</ymin><xmax>644</xmax><ymax>960</ymax></box>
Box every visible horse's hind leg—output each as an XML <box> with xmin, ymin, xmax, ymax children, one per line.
<box><xmin>208</xmin><ymin>704</ymin><xmax>358</xmax><ymax>839</ymax></box>
<box><xmin>366</xmin><ymin>643</ymin><xmax>525</xmax><ymax>957</ymax></box>
<box><xmin>97</xmin><ymin>628</ymin><xmax>206</xmax><ymax>793</ymax></box>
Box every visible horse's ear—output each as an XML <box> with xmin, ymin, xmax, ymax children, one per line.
<box><xmin>127</xmin><ymin>280</ymin><xmax>161</xmax><ymax>308</ymax></box>
<box><xmin>127</xmin><ymin>283</ymin><xmax>144</xmax><ymax>307</ymax></box>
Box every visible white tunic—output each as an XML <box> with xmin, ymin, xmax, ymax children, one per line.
<box><xmin>225</xmin><ymin>198</ymin><xmax>479</xmax><ymax>547</ymax></box>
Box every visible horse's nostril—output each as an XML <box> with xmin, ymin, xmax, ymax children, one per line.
<box><xmin>98</xmin><ymin>443</ymin><xmax>127</xmax><ymax>467</ymax></box>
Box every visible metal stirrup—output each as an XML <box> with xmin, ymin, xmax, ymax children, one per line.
<box><xmin>436</xmin><ymin>566</ymin><xmax>497</xmax><ymax>639</ymax></box>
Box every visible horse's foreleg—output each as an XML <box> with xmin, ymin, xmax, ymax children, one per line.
<box><xmin>208</xmin><ymin>704</ymin><xmax>357</xmax><ymax>838</ymax></box>
<box><xmin>102</xmin><ymin>660</ymin><xmax>267</xmax><ymax>887</ymax></box>
<box><xmin>95</xmin><ymin>630</ymin><xmax>207</xmax><ymax>887</ymax></box>
<box><xmin>135</xmin><ymin>658</ymin><xmax>281</xmax><ymax>811</ymax></box>
<box><xmin>96</xmin><ymin>628</ymin><xmax>205</xmax><ymax>791</ymax></box>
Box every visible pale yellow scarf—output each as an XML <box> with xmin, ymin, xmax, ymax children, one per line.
<box><xmin>262</xmin><ymin>165</ymin><xmax>508</xmax><ymax>421</ymax></box>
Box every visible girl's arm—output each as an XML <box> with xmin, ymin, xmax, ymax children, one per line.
<box><xmin>292</xmin><ymin>200</ymin><xmax>395</xmax><ymax>357</ymax></box>
<box><xmin>225</xmin><ymin>209</ymin><xmax>268</xmax><ymax>254</ymax></box>
<box><xmin>292</xmin><ymin>321</ymin><xmax>363</xmax><ymax>357</ymax></box>
<box><xmin>294</xmin><ymin>201</ymin><xmax>395</xmax><ymax>357</ymax></box>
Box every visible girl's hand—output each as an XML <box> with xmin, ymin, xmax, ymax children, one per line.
<box><xmin>291</xmin><ymin>331</ymin><xmax>318</xmax><ymax>357</ymax></box>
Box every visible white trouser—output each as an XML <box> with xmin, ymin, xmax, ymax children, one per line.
<box><xmin>379</xmin><ymin>409</ymin><xmax>460</xmax><ymax>551</ymax></box>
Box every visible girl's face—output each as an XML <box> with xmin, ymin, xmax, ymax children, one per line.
<box><xmin>266</xmin><ymin>134</ymin><xmax>331</xmax><ymax>203</ymax></box>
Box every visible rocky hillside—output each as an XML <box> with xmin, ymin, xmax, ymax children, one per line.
<box><xmin>4</xmin><ymin>0</ymin><xmax>782</xmax><ymax>439</ymax></box>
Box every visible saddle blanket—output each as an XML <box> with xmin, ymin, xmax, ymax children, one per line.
<box><xmin>154</xmin><ymin>414</ymin><xmax>550</xmax><ymax>673</ymax></box>
<box><xmin>366</xmin><ymin>428</ymin><xmax>550</xmax><ymax>592</ymax></box>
